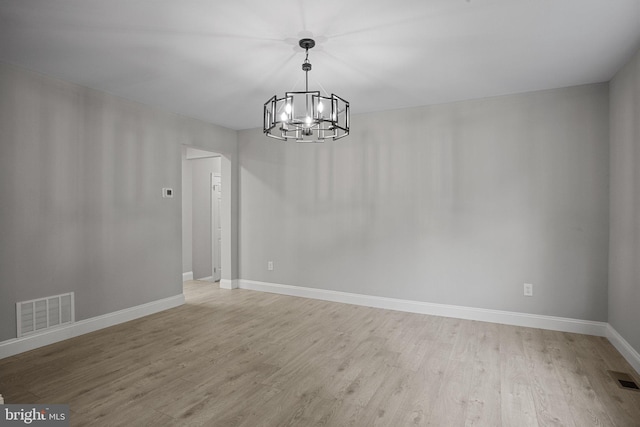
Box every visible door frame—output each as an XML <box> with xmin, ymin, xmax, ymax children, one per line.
<box><xmin>182</xmin><ymin>145</ymin><xmax>237</xmax><ymax>289</ymax></box>
<box><xmin>211</xmin><ymin>172</ymin><xmax>222</xmax><ymax>282</ymax></box>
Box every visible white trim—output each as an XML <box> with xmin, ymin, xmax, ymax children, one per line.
<box><xmin>606</xmin><ymin>324</ymin><xmax>640</xmax><ymax>375</ymax></box>
<box><xmin>182</xmin><ymin>271</ymin><xmax>194</xmax><ymax>282</ymax></box>
<box><xmin>238</xmin><ymin>280</ymin><xmax>608</xmax><ymax>337</ymax></box>
<box><xmin>0</xmin><ymin>294</ymin><xmax>185</xmax><ymax>360</ymax></box>
<box><xmin>3</xmin><ymin>280</ymin><xmax>638</xmax><ymax>375</ymax></box>
<box><xmin>220</xmin><ymin>279</ymin><xmax>239</xmax><ymax>290</ymax></box>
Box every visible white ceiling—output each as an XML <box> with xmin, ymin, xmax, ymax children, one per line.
<box><xmin>1</xmin><ymin>0</ymin><xmax>639</xmax><ymax>131</ymax></box>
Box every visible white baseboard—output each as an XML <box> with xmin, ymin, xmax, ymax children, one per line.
<box><xmin>182</xmin><ymin>271</ymin><xmax>194</xmax><ymax>282</ymax></box>
<box><xmin>220</xmin><ymin>279</ymin><xmax>239</xmax><ymax>289</ymax></box>
<box><xmin>606</xmin><ymin>324</ymin><xmax>640</xmax><ymax>375</ymax></box>
<box><xmin>5</xmin><ymin>279</ymin><xmax>637</xmax><ymax>376</ymax></box>
<box><xmin>0</xmin><ymin>294</ymin><xmax>185</xmax><ymax>360</ymax></box>
<box><xmin>238</xmin><ymin>280</ymin><xmax>608</xmax><ymax>337</ymax></box>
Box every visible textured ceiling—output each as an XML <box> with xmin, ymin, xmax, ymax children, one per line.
<box><xmin>1</xmin><ymin>0</ymin><xmax>639</xmax><ymax>130</ymax></box>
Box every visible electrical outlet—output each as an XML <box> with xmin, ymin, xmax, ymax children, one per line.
<box><xmin>524</xmin><ymin>283</ymin><xmax>533</xmax><ymax>297</ymax></box>
<box><xmin>267</xmin><ymin>261</ymin><xmax>273</xmax><ymax>271</ymax></box>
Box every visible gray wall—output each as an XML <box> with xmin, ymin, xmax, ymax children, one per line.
<box><xmin>0</xmin><ymin>62</ymin><xmax>237</xmax><ymax>342</ymax></box>
<box><xmin>191</xmin><ymin>156</ymin><xmax>220</xmax><ymax>279</ymax></box>
<box><xmin>0</xmin><ymin>58</ymin><xmax>625</xmax><ymax>348</ymax></box>
<box><xmin>609</xmin><ymin>48</ymin><xmax>640</xmax><ymax>352</ymax></box>
<box><xmin>238</xmin><ymin>84</ymin><xmax>610</xmax><ymax>321</ymax></box>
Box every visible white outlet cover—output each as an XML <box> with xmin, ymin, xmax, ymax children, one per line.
<box><xmin>524</xmin><ymin>283</ymin><xmax>533</xmax><ymax>296</ymax></box>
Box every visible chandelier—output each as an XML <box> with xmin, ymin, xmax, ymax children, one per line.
<box><xmin>263</xmin><ymin>38</ymin><xmax>350</xmax><ymax>142</ymax></box>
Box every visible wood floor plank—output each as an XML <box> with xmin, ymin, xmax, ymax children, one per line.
<box><xmin>394</xmin><ymin>344</ymin><xmax>452</xmax><ymax>425</ymax></box>
<box><xmin>1</xmin><ymin>280</ymin><xmax>639</xmax><ymax>427</ymax></box>
<box><xmin>500</xmin><ymin>348</ymin><xmax>539</xmax><ymax>426</ymax></box>
<box><xmin>358</xmin><ymin>367</ymin><xmax>414</xmax><ymax>426</ymax></box>
<box><xmin>546</xmin><ymin>336</ymin><xmax>619</xmax><ymax>426</ymax></box>
<box><xmin>521</xmin><ymin>328</ymin><xmax>576</xmax><ymax>427</ymax></box>
<box><xmin>465</xmin><ymin>322</ymin><xmax>502</xmax><ymax>426</ymax></box>
<box><xmin>426</xmin><ymin>357</ymin><xmax>474</xmax><ymax>425</ymax></box>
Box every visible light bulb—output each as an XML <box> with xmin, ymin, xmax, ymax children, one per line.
<box><xmin>305</xmin><ymin>116</ymin><xmax>312</xmax><ymax>125</ymax></box>
<box><xmin>280</xmin><ymin>112</ymin><xmax>288</xmax><ymax>122</ymax></box>
<box><xmin>285</xmin><ymin>103</ymin><xmax>292</xmax><ymax>114</ymax></box>
<box><xmin>318</xmin><ymin>102</ymin><xmax>324</xmax><ymax>113</ymax></box>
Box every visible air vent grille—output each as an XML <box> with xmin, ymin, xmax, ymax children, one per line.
<box><xmin>17</xmin><ymin>292</ymin><xmax>74</xmax><ymax>337</ymax></box>
<box><xmin>608</xmin><ymin>370</ymin><xmax>640</xmax><ymax>392</ymax></box>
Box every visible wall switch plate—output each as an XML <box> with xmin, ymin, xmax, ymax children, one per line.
<box><xmin>162</xmin><ymin>188</ymin><xmax>173</xmax><ymax>198</ymax></box>
<box><xmin>524</xmin><ymin>283</ymin><xmax>533</xmax><ymax>297</ymax></box>
<box><xmin>267</xmin><ymin>261</ymin><xmax>273</xmax><ymax>271</ymax></box>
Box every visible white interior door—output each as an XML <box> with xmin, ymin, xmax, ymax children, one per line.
<box><xmin>211</xmin><ymin>173</ymin><xmax>222</xmax><ymax>282</ymax></box>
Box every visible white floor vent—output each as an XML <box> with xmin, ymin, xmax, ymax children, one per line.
<box><xmin>16</xmin><ymin>292</ymin><xmax>74</xmax><ymax>337</ymax></box>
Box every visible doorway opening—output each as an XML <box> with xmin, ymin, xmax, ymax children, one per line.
<box><xmin>182</xmin><ymin>146</ymin><xmax>223</xmax><ymax>284</ymax></box>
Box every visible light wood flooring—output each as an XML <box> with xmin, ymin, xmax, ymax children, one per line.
<box><xmin>1</xmin><ymin>280</ymin><xmax>639</xmax><ymax>426</ymax></box>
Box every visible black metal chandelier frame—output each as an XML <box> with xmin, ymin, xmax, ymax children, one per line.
<box><xmin>263</xmin><ymin>38</ymin><xmax>350</xmax><ymax>143</ymax></box>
